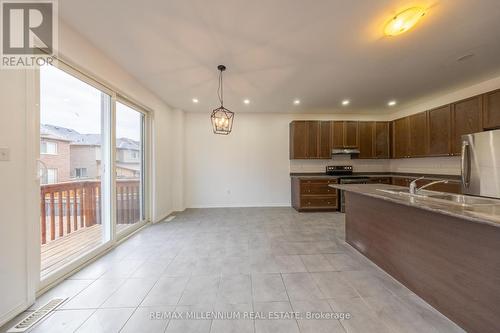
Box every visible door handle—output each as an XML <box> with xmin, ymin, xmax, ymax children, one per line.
<box><xmin>461</xmin><ymin>141</ymin><xmax>471</xmax><ymax>188</ymax></box>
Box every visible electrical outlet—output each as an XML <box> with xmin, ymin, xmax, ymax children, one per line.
<box><xmin>0</xmin><ymin>147</ymin><xmax>9</xmax><ymax>161</ymax></box>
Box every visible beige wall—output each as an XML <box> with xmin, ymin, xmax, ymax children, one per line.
<box><xmin>58</xmin><ymin>21</ymin><xmax>185</xmax><ymax>220</ymax></box>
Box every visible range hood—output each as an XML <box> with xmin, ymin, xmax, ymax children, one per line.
<box><xmin>331</xmin><ymin>148</ymin><xmax>360</xmax><ymax>156</ymax></box>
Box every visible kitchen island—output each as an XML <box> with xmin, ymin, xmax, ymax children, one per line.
<box><xmin>331</xmin><ymin>183</ymin><xmax>500</xmax><ymax>333</ymax></box>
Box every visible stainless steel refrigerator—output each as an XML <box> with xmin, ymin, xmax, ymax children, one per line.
<box><xmin>461</xmin><ymin>129</ymin><xmax>500</xmax><ymax>198</ymax></box>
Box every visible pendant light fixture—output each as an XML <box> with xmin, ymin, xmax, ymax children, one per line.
<box><xmin>210</xmin><ymin>65</ymin><xmax>234</xmax><ymax>135</ymax></box>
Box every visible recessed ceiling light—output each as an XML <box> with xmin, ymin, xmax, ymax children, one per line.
<box><xmin>388</xmin><ymin>100</ymin><xmax>397</xmax><ymax>106</ymax></box>
<box><xmin>243</xmin><ymin>99</ymin><xmax>250</xmax><ymax>104</ymax></box>
<box><xmin>293</xmin><ymin>99</ymin><xmax>301</xmax><ymax>105</ymax></box>
<box><xmin>342</xmin><ymin>99</ymin><xmax>350</xmax><ymax>106</ymax></box>
<box><xmin>192</xmin><ymin>98</ymin><xmax>199</xmax><ymax>103</ymax></box>
<box><xmin>384</xmin><ymin>7</ymin><xmax>426</xmax><ymax>36</ymax></box>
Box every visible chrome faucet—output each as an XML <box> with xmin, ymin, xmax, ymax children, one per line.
<box><xmin>409</xmin><ymin>176</ymin><xmax>448</xmax><ymax>195</ymax></box>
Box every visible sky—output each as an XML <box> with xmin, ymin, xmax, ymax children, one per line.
<box><xmin>40</xmin><ymin>65</ymin><xmax>142</xmax><ymax>141</ymax></box>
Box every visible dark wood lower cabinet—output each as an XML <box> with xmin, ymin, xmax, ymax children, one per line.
<box><xmin>292</xmin><ymin>176</ymin><xmax>461</xmax><ymax>212</ymax></box>
<box><xmin>291</xmin><ymin>178</ymin><xmax>338</xmax><ymax>211</ymax></box>
<box><xmin>345</xmin><ymin>192</ymin><xmax>500</xmax><ymax>333</ymax></box>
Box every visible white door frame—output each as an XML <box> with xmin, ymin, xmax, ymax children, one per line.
<box><xmin>29</xmin><ymin>58</ymin><xmax>153</xmax><ymax>291</ymax></box>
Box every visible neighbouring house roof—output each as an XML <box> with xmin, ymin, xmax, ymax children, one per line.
<box><xmin>41</xmin><ymin>124</ymin><xmax>140</xmax><ymax>150</ymax></box>
<box><xmin>40</xmin><ymin>131</ymin><xmax>72</xmax><ymax>142</ymax></box>
<box><xmin>116</xmin><ymin>137</ymin><xmax>141</xmax><ymax>150</ymax></box>
<box><xmin>116</xmin><ymin>163</ymin><xmax>141</xmax><ymax>172</ymax></box>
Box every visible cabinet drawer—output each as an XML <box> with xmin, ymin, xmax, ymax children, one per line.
<box><xmin>301</xmin><ymin>197</ymin><xmax>338</xmax><ymax>208</ymax></box>
<box><xmin>301</xmin><ymin>183</ymin><xmax>338</xmax><ymax>195</ymax></box>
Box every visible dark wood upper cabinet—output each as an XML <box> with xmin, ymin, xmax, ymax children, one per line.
<box><xmin>290</xmin><ymin>121</ymin><xmax>320</xmax><ymax>159</ymax></box>
<box><xmin>291</xmin><ymin>90</ymin><xmax>495</xmax><ymax>160</ymax></box>
<box><xmin>332</xmin><ymin>121</ymin><xmax>344</xmax><ymax>148</ymax></box>
<box><xmin>427</xmin><ymin>105</ymin><xmax>452</xmax><ymax>156</ymax></box>
<box><xmin>344</xmin><ymin>121</ymin><xmax>359</xmax><ymax>148</ymax></box>
<box><xmin>306</xmin><ymin>121</ymin><xmax>320</xmax><ymax>158</ymax></box>
<box><xmin>452</xmin><ymin>95</ymin><xmax>483</xmax><ymax>155</ymax></box>
<box><xmin>319</xmin><ymin>121</ymin><xmax>333</xmax><ymax>158</ymax></box>
<box><xmin>393</xmin><ymin>117</ymin><xmax>410</xmax><ymax>158</ymax></box>
<box><xmin>483</xmin><ymin>89</ymin><xmax>500</xmax><ymax>130</ymax></box>
<box><xmin>358</xmin><ymin>122</ymin><xmax>375</xmax><ymax>159</ymax></box>
<box><xmin>332</xmin><ymin>121</ymin><xmax>359</xmax><ymax>148</ymax></box>
<box><xmin>290</xmin><ymin>121</ymin><xmax>307</xmax><ymax>159</ymax></box>
<box><xmin>409</xmin><ymin>112</ymin><xmax>428</xmax><ymax>157</ymax></box>
<box><xmin>375</xmin><ymin>122</ymin><xmax>391</xmax><ymax>158</ymax></box>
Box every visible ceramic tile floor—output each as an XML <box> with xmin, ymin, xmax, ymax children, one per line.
<box><xmin>1</xmin><ymin>208</ymin><xmax>465</xmax><ymax>333</ymax></box>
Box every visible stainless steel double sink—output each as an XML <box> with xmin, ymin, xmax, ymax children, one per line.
<box><xmin>377</xmin><ymin>188</ymin><xmax>500</xmax><ymax>207</ymax></box>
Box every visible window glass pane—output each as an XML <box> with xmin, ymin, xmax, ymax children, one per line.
<box><xmin>41</xmin><ymin>141</ymin><xmax>57</xmax><ymax>154</ymax></box>
<box><xmin>116</xmin><ymin>101</ymin><xmax>144</xmax><ymax>234</ymax></box>
<box><xmin>39</xmin><ymin>65</ymin><xmax>111</xmax><ymax>279</ymax></box>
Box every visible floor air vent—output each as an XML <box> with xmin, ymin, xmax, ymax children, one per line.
<box><xmin>7</xmin><ymin>298</ymin><xmax>67</xmax><ymax>333</ymax></box>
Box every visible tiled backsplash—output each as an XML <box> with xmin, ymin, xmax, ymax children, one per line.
<box><xmin>290</xmin><ymin>155</ymin><xmax>461</xmax><ymax>175</ymax></box>
<box><xmin>290</xmin><ymin>155</ymin><xmax>390</xmax><ymax>173</ymax></box>
<box><xmin>390</xmin><ymin>156</ymin><xmax>461</xmax><ymax>175</ymax></box>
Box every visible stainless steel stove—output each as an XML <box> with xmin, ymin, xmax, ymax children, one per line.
<box><xmin>325</xmin><ymin>166</ymin><xmax>370</xmax><ymax>212</ymax></box>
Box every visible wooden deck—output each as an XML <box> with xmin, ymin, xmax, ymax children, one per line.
<box><xmin>41</xmin><ymin>223</ymin><xmax>131</xmax><ymax>278</ymax></box>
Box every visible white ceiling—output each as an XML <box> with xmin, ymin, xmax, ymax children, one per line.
<box><xmin>60</xmin><ymin>0</ymin><xmax>500</xmax><ymax>114</ymax></box>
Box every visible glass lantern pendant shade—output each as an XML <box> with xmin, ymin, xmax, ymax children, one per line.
<box><xmin>211</xmin><ymin>65</ymin><xmax>234</xmax><ymax>135</ymax></box>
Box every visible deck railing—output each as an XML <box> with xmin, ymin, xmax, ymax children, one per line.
<box><xmin>40</xmin><ymin>179</ymin><xmax>140</xmax><ymax>245</ymax></box>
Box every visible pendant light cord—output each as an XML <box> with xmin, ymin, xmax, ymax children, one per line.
<box><xmin>217</xmin><ymin>69</ymin><xmax>224</xmax><ymax>107</ymax></box>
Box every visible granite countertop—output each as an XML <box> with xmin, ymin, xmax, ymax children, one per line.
<box><xmin>290</xmin><ymin>172</ymin><xmax>461</xmax><ymax>182</ymax></box>
<box><xmin>330</xmin><ymin>183</ymin><xmax>500</xmax><ymax>228</ymax></box>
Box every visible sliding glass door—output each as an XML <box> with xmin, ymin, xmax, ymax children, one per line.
<box><xmin>39</xmin><ymin>64</ymin><xmax>112</xmax><ymax>279</ymax></box>
<box><xmin>38</xmin><ymin>64</ymin><xmax>149</xmax><ymax>283</ymax></box>
<box><xmin>115</xmin><ymin>101</ymin><xmax>146</xmax><ymax>235</ymax></box>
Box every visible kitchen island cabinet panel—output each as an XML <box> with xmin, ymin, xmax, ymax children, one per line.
<box><xmin>344</xmin><ymin>191</ymin><xmax>500</xmax><ymax>333</ymax></box>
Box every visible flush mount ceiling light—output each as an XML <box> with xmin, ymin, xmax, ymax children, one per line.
<box><xmin>210</xmin><ymin>65</ymin><xmax>234</xmax><ymax>135</ymax></box>
<box><xmin>293</xmin><ymin>99</ymin><xmax>301</xmax><ymax>105</ymax></box>
<box><xmin>342</xmin><ymin>99</ymin><xmax>350</xmax><ymax>106</ymax></box>
<box><xmin>243</xmin><ymin>99</ymin><xmax>250</xmax><ymax>105</ymax></box>
<box><xmin>192</xmin><ymin>98</ymin><xmax>199</xmax><ymax>103</ymax></box>
<box><xmin>388</xmin><ymin>100</ymin><xmax>397</xmax><ymax>106</ymax></box>
<box><xmin>384</xmin><ymin>7</ymin><xmax>426</xmax><ymax>36</ymax></box>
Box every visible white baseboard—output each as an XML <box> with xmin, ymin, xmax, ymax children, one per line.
<box><xmin>187</xmin><ymin>203</ymin><xmax>291</xmax><ymax>209</ymax></box>
<box><xmin>154</xmin><ymin>209</ymin><xmax>185</xmax><ymax>223</ymax></box>
<box><xmin>0</xmin><ymin>300</ymin><xmax>30</xmax><ymax>328</ymax></box>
